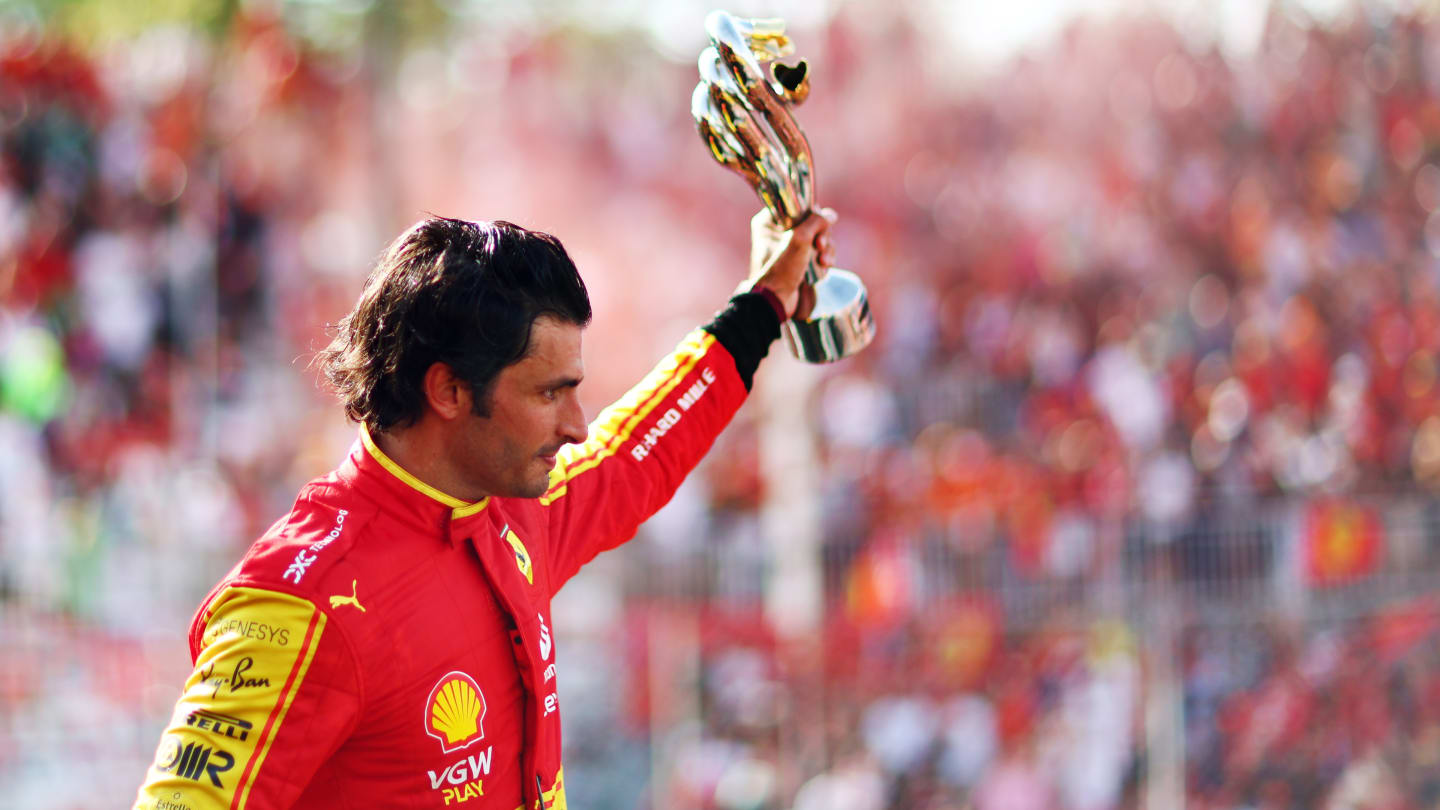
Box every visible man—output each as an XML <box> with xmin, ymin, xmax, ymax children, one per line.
<box><xmin>134</xmin><ymin>208</ymin><xmax>834</xmax><ymax>809</ymax></box>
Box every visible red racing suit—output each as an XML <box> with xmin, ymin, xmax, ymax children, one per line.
<box><xmin>134</xmin><ymin>293</ymin><xmax>781</xmax><ymax>810</ymax></box>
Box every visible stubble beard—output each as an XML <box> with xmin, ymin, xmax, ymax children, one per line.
<box><xmin>517</xmin><ymin>464</ymin><xmax>551</xmax><ymax>499</ymax></box>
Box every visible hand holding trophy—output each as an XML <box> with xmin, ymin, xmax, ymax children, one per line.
<box><xmin>692</xmin><ymin>11</ymin><xmax>876</xmax><ymax>363</ymax></box>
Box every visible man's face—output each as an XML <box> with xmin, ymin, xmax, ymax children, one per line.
<box><xmin>453</xmin><ymin>316</ymin><xmax>588</xmax><ymax>500</ymax></box>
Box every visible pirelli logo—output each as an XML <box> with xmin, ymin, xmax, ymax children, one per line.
<box><xmin>186</xmin><ymin>708</ymin><xmax>253</xmax><ymax>742</ymax></box>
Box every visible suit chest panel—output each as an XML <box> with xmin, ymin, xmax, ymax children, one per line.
<box><xmin>323</xmin><ymin>538</ymin><xmax>528</xmax><ymax>807</ymax></box>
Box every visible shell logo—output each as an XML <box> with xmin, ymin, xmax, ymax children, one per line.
<box><xmin>424</xmin><ymin>671</ymin><xmax>487</xmax><ymax>753</ymax></box>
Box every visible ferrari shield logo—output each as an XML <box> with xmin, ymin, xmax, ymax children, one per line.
<box><xmin>501</xmin><ymin>526</ymin><xmax>533</xmax><ymax>585</ymax></box>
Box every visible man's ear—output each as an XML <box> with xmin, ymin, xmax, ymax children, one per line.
<box><xmin>421</xmin><ymin>362</ymin><xmax>471</xmax><ymax>421</ymax></box>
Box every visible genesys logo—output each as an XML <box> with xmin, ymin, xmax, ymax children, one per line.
<box><xmin>154</xmin><ymin>735</ymin><xmax>235</xmax><ymax>788</ymax></box>
<box><xmin>425</xmin><ymin>671</ymin><xmax>487</xmax><ymax>754</ymax></box>
<box><xmin>425</xmin><ymin>745</ymin><xmax>493</xmax><ymax>805</ymax></box>
<box><xmin>185</xmin><ymin>708</ymin><xmax>253</xmax><ymax>742</ymax></box>
<box><xmin>202</xmin><ymin>617</ymin><xmax>290</xmax><ymax>647</ymax></box>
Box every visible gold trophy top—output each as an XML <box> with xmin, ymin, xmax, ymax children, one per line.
<box><xmin>722</xmin><ymin>16</ymin><xmax>792</xmax><ymax>62</ymax></box>
<box><xmin>693</xmin><ymin>11</ymin><xmax>815</xmax><ymax>229</ymax></box>
<box><xmin>692</xmin><ymin>10</ymin><xmax>876</xmax><ymax>363</ymax></box>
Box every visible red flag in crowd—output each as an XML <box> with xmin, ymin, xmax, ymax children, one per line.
<box><xmin>845</xmin><ymin>535</ymin><xmax>916</xmax><ymax>626</ymax></box>
<box><xmin>926</xmin><ymin>598</ymin><xmax>1003</xmax><ymax>690</ymax></box>
<box><xmin>1368</xmin><ymin>596</ymin><xmax>1440</xmax><ymax>665</ymax></box>
<box><xmin>1303</xmin><ymin>500</ymin><xmax>1384</xmax><ymax>585</ymax></box>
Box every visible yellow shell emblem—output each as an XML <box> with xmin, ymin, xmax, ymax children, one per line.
<box><xmin>424</xmin><ymin>671</ymin><xmax>486</xmax><ymax>752</ymax></box>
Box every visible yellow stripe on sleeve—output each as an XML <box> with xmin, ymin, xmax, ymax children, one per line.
<box><xmin>539</xmin><ymin>332</ymin><xmax>714</xmax><ymax>506</ymax></box>
<box><xmin>233</xmin><ymin>598</ymin><xmax>327</xmax><ymax>809</ymax></box>
<box><xmin>133</xmin><ymin>587</ymin><xmax>327</xmax><ymax>810</ymax></box>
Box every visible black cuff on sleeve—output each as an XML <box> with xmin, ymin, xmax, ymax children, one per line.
<box><xmin>702</xmin><ymin>291</ymin><xmax>783</xmax><ymax>391</ymax></box>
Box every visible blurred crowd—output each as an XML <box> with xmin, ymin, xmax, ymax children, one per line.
<box><xmin>0</xmin><ymin>11</ymin><xmax>377</xmax><ymax>805</ymax></box>
<box><xmin>795</xmin><ymin>6</ymin><xmax>1440</xmax><ymax>586</ymax></box>
<box><xmin>633</xmin><ymin>5</ymin><xmax>1440</xmax><ymax>810</ymax></box>
<box><xmin>0</xmin><ymin>11</ymin><xmax>363</xmax><ymax>624</ymax></box>
<box><xmin>5</xmin><ymin>2</ymin><xmax>1440</xmax><ymax>808</ymax></box>
<box><xmin>651</xmin><ymin>598</ymin><xmax>1440</xmax><ymax>810</ymax></box>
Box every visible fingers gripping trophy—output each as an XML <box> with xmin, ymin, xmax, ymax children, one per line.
<box><xmin>692</xmin><ymin>11</ymin><xmax>876</xmax><ymax>363</ymax></box>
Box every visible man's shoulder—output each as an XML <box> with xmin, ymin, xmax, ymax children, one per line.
<box><xmin>190</xmin><ymin>479</ymin><xmax>384</xmax><ymax>650</ymax></box>
<box><xmin>228</xmin><ymin>477</ymin><xmax>381</xmax><ymax>597</ymax></box>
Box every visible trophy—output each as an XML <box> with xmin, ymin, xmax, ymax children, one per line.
<box><xmin>692</xmin><ymin>11</ymin><xmax>876</xmax><ymax>363</ymax></box>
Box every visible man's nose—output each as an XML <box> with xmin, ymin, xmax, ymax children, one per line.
<box><xmin>561</xmin><ymin>394</ymin><xmax>588</xmax><ymax>445</ymax></box>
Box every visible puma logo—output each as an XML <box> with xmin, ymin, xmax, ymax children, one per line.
<box><xmin>329</xmin><ymin>580</ymin><xmax>366</xmax><ymax>613</ymax></box>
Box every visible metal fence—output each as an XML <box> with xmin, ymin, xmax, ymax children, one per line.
<box><xmin>3</xmin><ymin>495</ymin><xmax>1438</xmax><ymax>808</ymax></box>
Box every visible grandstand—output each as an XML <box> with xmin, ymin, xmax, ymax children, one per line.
<box><xmin>2</xmin><ymin>2</ymin><xmax>1439</xmax><ymax>808</ymax></box>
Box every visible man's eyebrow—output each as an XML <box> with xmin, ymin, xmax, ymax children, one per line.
<box><xmin>542</xmin><ymin>375</ymin><xmax>583</xmax><ymax>390</ymax></box>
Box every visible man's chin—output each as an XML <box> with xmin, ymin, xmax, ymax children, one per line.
<box><xmin>489</xmin><ymin>471</ymin><xmax>551</xmax><ymax>501</ymax></box>
<box><xmin>521</xmin><ymin>465</ymin><xmax>556</xmax><ymax>499</ymax></box>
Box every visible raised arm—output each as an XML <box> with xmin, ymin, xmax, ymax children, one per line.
<box><xmin>539</xmin><ymin>209</ymin><xmax>833</xmax><ymax>588</ymax></box>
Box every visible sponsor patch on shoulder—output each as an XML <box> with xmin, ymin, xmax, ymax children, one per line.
<box><xmin>283</xmin><ymin>507</ymin><xmax>350</xmax><ymax>584</ymax></box>
<box><xmin>140</xmin><ymin>587</ymin><xmax>329</xmax><ymax>806</ymax></box>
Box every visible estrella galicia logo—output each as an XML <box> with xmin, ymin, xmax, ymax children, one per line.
<box><xmin>186</xmin><ymin>708</ymin><xmax>253</xmax><ymax>742</ymax></box>
<box><xmin>155</xmin><ymin>735</ymin><xmax>235</xmax><ymax>788</ymax></box>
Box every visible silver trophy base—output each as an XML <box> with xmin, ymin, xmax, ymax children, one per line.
<box><xmin>783</xmin><ymin>268</ymin><xmax>876</xmax><ymax>363</ymax></box>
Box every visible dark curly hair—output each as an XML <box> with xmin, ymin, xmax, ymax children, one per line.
<box><xmin>317</xmin><ymin>216</ymin><xmax>591</xmax><ymax>432</ymax></box>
